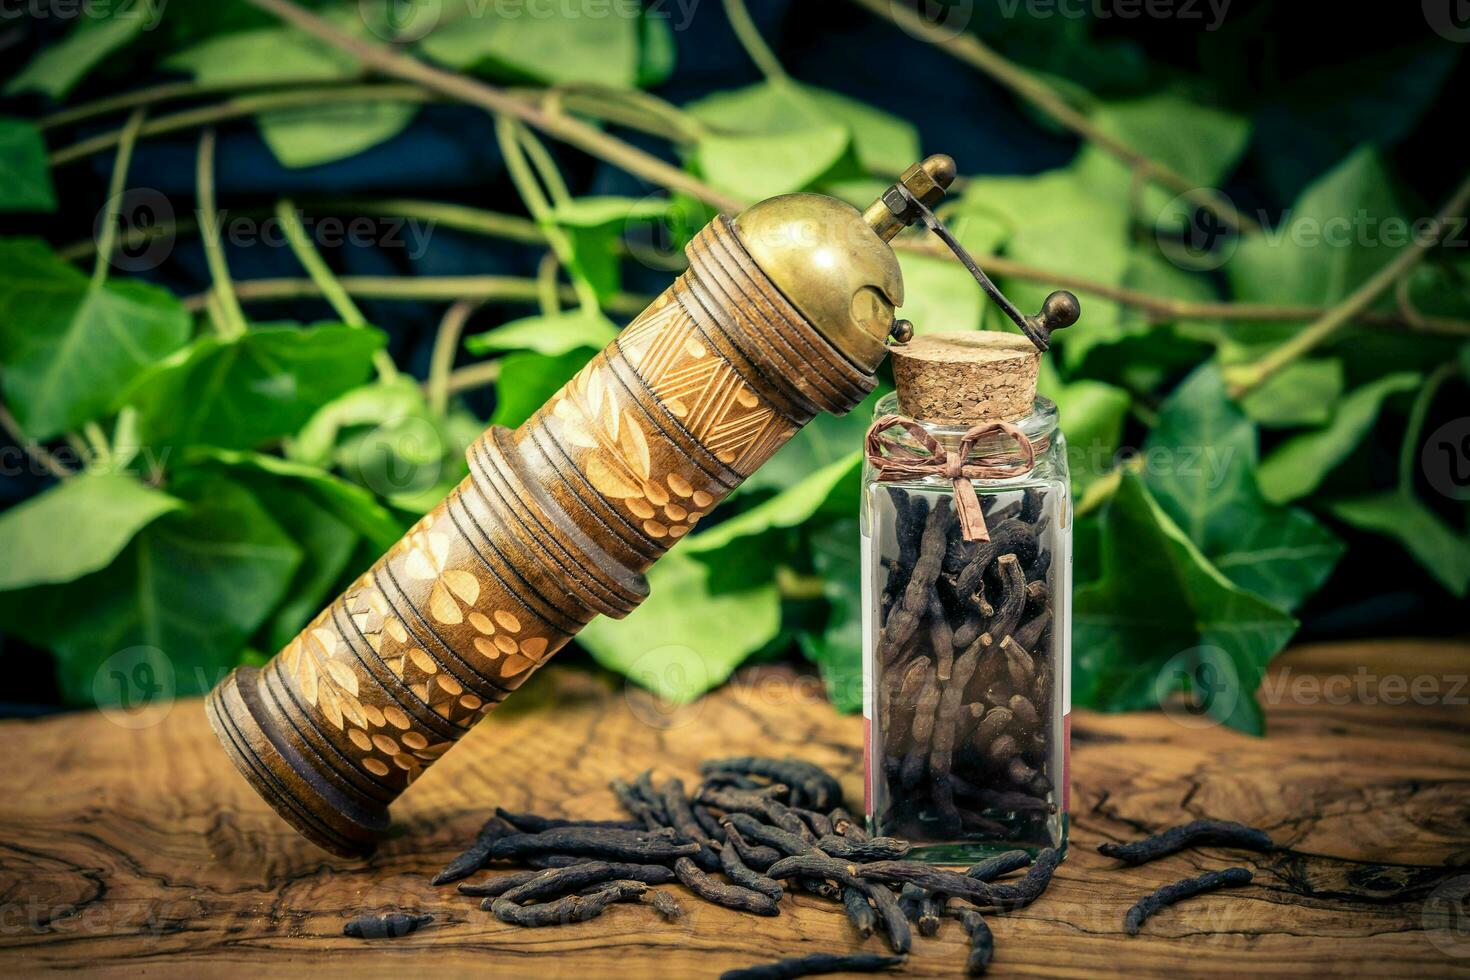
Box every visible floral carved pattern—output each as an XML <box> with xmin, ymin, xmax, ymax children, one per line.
<box><xmin>552</xmin><ymin>355</ymin><xmax>713</xmax><ymax>542</ymax></box>
<box><xmin>280</xmin><ymin>618</ymin><xmax>448</xmax><ymax>786</ymax></box>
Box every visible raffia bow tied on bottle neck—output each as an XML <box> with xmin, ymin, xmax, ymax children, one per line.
<box><xmin>864</xmin><ymin>413</ymin><xmax>1039</xmax><ymax>543</ymax></box>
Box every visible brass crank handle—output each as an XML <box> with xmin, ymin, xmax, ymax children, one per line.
<box><xmin>893</xmin><ymin>182</ymin><xmax>1081</xmax><ymax>352</ymax></box>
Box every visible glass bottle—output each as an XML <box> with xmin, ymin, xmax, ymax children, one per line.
<box><xmin>862</xmin><ymin>385</ymin><xmax>1071</xmax><ymax>861</ymax></box>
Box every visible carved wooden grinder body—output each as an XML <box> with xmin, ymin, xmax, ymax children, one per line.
<box><xmin>208</xmin><ymin>159</ymin><xmax>964</xmax><ymax>856</ymax></box>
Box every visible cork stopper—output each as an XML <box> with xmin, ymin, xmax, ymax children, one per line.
<box><xmin>890</xmin><ymin>332</ymin><xmax>1040</xmax><ymax>423</ymax></box>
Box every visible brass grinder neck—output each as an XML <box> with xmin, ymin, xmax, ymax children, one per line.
<box><xmin>864</xmin><ymin>154</ymin><xmax>958</xmax><ymax>242</ymax></box>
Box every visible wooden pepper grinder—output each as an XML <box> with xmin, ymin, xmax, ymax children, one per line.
<box><xmin>207</xmin><ymin>156</ymin><xmax>1078</xmax><ymax>857</ymax></box>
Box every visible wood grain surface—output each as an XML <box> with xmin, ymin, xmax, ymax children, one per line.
<box><xmin>2</xmin><ymin>639</ymin><xmax>1468</xmax><ymax>977</ymax></box>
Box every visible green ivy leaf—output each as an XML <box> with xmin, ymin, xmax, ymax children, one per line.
<box><xmin>0</xmin><ymin>118</ymin><xmax>57</xmax><ymax>213</ymax></box>
<box><xmin>1227</xmin><ymin>147</ymin><xmax>1407</xmax><ymax>334</ymax></box>
<box><xmin>576</xmin><ymin>551</ymin><xmax>781</xmax><ymax>703</ymax></box>
<box><xmin>684</xmin><ymin>453</ymin><xmax>861</xmax><ymax>555</ymax></box>
<box><xmin>798</xmin><ymin>517</ymin><xmax>864</xmax><ymax>713</ymax></box>
<box><xmin>167</xmin><ymin>18</ymin><xmax>418</xmax><ymax>168</ymax></box>
<box><xmin>1143</xmin><ymin>365</ymin><xmax>1343</xmax><ymax>611</ymax></box>
<box><xmin>0</xmin><ymin>475</ymin><xmax>300</xmax><ymax>703</ymax></box>
<box><xmin>1257</xmin><ymin>372</ymin><xmax>1421</xmax><ymax>504</ymax></box>
<box><xmin>466</xmin><ymin>307</ymin><xmax>620</xmax><ymax>357</ymax></box>
<box><xmin>121</xmin><ymin>322</ymin><xmax>385</xmax><ymax>452</ymax></box>
<box><xmin>0</xmin><ymin>473</ymin><xmax>181</xmax><ymax>591</ymax></box>
<box><xmin>637</xmin><ymin>8</ymin><xmax>677</xmax><ymax>88</ymax></box>
<box><xmin>1073</xmin><ymin>471</ymin><xmax>1299</xmax><ymax>734</ymax></box>
<box><xmin>1038</xmin><ymin>360</ymin><xmax>1129</xmax><ymax>493</ymax></box>
<box><xmin>1077</xmin><ymin>92</ymin><xmax>1251</xmax><ymax>222</ymax></box>
<box><xmin>797</xmin><ymin>87</ymin><xmax>920</xmax><ymax>178</ymax></box>
<box><xmin>896</xmin><ymin>251</ymin><xmax>984</xmax><ymax>335</ymax></box>
<box><xmin>491</xmin><ymin>347</ymin><xmax>596</xmax><ymax>429</ymax></box>
<box><xmin>419</xmin><ymin>0</ymin><xmax>641</xmax><ymax>89</ymax></box>
<box><xmin>0</xmin><ymin>238</ymin><xmax>190</xmax><ymax>439</ymax></box>
<box><xmin>1329</xmin><ymin>492</ymin><xmax>1470</xmax><ymax>598</ymax></box>
<box><xmin>1238</xmin><ymin>358</ymin><xmax>1344</xmax><ymax>429</ymax></box>
<box><xmin>5</xmin><ymin>11</ymin><xmax>149</xmax><ymax>99</ymax></box>
<box><xmin>548</xmin><ymin>197</ymin><xmax>669</xmax><ymax>300</ymax></box>
<box><xmin>288</xmin><ymin>376</ymin><xmax>469</xmax><ymax>513</ymax></box>
<box><xmin>687</xmin><ymin>82</ymin><xmax>853</xmax><ymax>202</ymax></box>
<box><xmin>221</xmin><ymin>469</ymin><xmax>358</xmax><ymax>652</ymax></box>
<box><xmin>188</xmin><ymin>448</ymin><xmax>406</xmax><ymax>553</ymax></box>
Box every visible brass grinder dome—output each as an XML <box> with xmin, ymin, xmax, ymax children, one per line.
<box><xmin>734</xmin><ymin>193</ymin><xmax>903</xmax><ymax>374</ymax></box>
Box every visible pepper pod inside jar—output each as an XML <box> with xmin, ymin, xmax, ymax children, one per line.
<box><xmin>862</xmin><ymin>332</ymin><xmax>1072</xmax><ymax>861</ymax></box>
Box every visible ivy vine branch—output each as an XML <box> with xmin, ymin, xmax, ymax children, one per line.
<box><xmin>67</xmin><ymin>189</ymin><xmax>1470</xmax><ymax>341</ymax></box>
<box><xmin>178</xmin><ymin>276</ymin><xmax>650</xmax><ymax>317</ymax></box>
<box><xmin>0</xmin><ymin>403</ymin><xmax>75</xmax><ymax>479</ymax></box>
<box><xmin>1226</xmin><ymin>168</ymin><xmax>1470</xmax><ymax>397</ymax></box>
<box><xmin>844</xmin><ymin>0</ymin><xmax>1258</xmax><ymax>235</ymax></box>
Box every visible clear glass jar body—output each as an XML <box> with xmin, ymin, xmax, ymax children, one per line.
<box><xmin>862</xmin><ymin>393</ymin><xmax>1071</xmax><ymax>861</ymax></box>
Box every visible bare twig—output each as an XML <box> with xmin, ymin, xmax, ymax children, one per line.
<box><xmin>723</xmin><ymin>0</ymin><xmax>790</xmax><ymax>84</ymax></box>
<box><xmin>183</xmin><ymin>276</ymin><xmax>651</xmax><ymax>316</ymax></box>
<box><xmin>0</xmin><ymin>403</ymin><xmax>76</xmax><ymax>479</ymax></box>
<box><xmin>91</xmin><ymin>108</ymin><xmax>146</xmax><ymax>287</ymax></box>
<box><xmin>1227</xmin><ymin>170</ymin><xmax>1470</xmax><ymax>396</ymax></box>
<box><xmin>275</xmin><ymin>198</ymin><xmax>399</xmax><ymax>380</ymax></box>
<box><xmin>893</xmin><ymin>235</ymin><xmax>1470</xmax><ymax>337</ymax></box>
<box><xmin>443</xmin><ymin>360</ymin><xmax>502</xmax><ymax>397</ymax></box>
<box><xmin>49</xmin><ymin>84</ymin><xmax>437</xmax><ymax>167</ymax></box>
<box><xmin>428</xmin><ymin>301</ymin><xmax>481</xmax><ymax>415</ymax></box>
<box><xmin>196</xmin><ymin>129</ymin><xmax>248</xmax><ymax>338</ymax></box>
<box><xmin>848</xmin><ymin>0</ymin><xmax>1257</xmax><ymax>234</ymax></box>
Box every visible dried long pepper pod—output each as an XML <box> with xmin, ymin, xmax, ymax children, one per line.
<box><xmin>720</xmin><ymin>953</ymin><xmax>906</xmax><ymax>980</ymax></box>
<box><xmin>815</xmin><ymin>836</ymin><xmax>911</xmax><ymax>862</ymax></box>
<box><xmin>431</xmin><ymin>816</ymin><xmax>516</xmax><ymax>885</ymax></box>
<box><xmin>459</xmin><ymin>862</ymin><xmax>676</xmax><ymax>898</ymax></box>
<box><xmin>965</xmin><ymin>850</ymin><xmax>1032</xmax><ymax>882</ymax></box>
<box><xmin>719</xmin><ymin>837</ymin><xmax>786</xmax><ymax>901</ymax></box>
<box><xmin>1098</xmin><ymin>819</ymin><xmax>1274</xmax><ymax>865</ymax></box>
<box><xmin>494</xmin><ymin>810</ymin><xmax>644</xmax><ymax>834</ymax></box>
<box><xmin>496</xmin><ymin>861</ymin><xmax>680</xmax><ymax>905</ymax></box>
<box><xmin>342</xmin><ymin>912</ymin><xmax>433</xmax><ymax>939</ymax></box>
<box><xmin>674</xmin><ymin>856</ymin><xmax>780</xmax><ymax>916</ymax></box>
<box><xmin>953</xmin><ymin>908</ymin><xmax>994</xmax><ymax>975</ymax></box>
<box><xmin>651</xmin><ymin>890</ymin><xmax>685</xmax><ymax>920</ymax></box>
<box><xmin>840</xmin><ymin>886</ymin><xmax>878</xmax><ymax>938</ymax></box>
<box><xmin>1123</xmin><ymin>867</ymin><xmax>1254</xmax><ymax>935</ymax></box>
<box><xmin>491</xmin><ymin>880</ymin><xmax>646</xmax><ymax>927</ymax></box>
<box><xmin>488</xmin><ymin>827</ymin><xmax>700</xmax><ymax>863</ymax></box>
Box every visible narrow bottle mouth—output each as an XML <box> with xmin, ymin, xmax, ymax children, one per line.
<box><xmin>873</xmin><ymin>391</ymin><xmax>1059</xmax><ymax>461</ymax></box>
